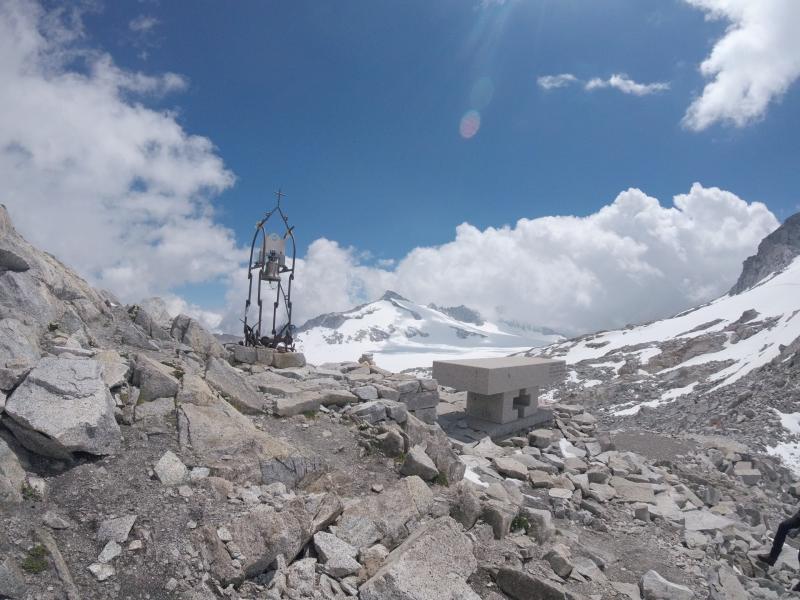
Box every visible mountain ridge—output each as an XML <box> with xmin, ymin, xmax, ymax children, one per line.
<box><xmin>297</xmin><ymin>291</ymin><xmax>562</xmax><ymax>372</ymax></box>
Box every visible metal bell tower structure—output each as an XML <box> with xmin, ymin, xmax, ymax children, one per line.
<box><xmin>242</xmin><ymin>189</ymin><xmax>296</xmax><ymax>350</ymax></box>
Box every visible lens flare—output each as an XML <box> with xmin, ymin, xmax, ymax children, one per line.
<box><xmin>459</xmin><ymin>110</ymin><xmax>481</xmax><ymax>139</ymax></box>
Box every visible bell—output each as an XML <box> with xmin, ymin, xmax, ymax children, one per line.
<box><xmin>262</xmin><ymin>254</ymin><xmax>281</xmax><ymax>282</ymax></box>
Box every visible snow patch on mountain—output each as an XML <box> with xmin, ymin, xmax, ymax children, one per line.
<box><xmin>297</xmin><ymin>291</ymin><xmax>562</xmax><ymax>371</ymax></box>
<box><xmin>532</xmin><ymin>254</ymin><xmax>800</xmax><ymax>412</ymax></box>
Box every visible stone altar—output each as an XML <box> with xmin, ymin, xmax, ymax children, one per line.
<box><xmin>433</xmin><ymin>356</ymin><xmax>566</xmax><ymax>437</ymax></box>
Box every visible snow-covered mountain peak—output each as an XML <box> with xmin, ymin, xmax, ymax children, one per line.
<box><xmin>297</xmin><ymin>293</ymin><xmax>562</xmax><ymax>372</ymax></box>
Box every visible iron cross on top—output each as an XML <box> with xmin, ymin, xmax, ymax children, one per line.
<box><xmin>274</xmin><ymin>189</ymin><xmax>286</xmax><ymax>206</ymax></box>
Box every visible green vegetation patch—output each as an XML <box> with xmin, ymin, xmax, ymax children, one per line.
<box><xmin>21</xmin><ymin>545</ymin><xmax>49</xmax><ymax>574</ymax></box>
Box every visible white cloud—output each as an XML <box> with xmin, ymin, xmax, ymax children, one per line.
<box><xmin>538</xmin><ymin>73</ymin><xmax>669</xmax><ymax>96</ymax></box>
<box><xmin>683</xmin><ymin>0</ymin><xmax>800</xmax><ymax>130</ymax></box>
<box><xmin>585</xmin><ymin>74</ymin><xmax>670</xmax><ymax>96</ymax></box>
<box><xmin>0</xmin><ymin>1</ymin><xmax>782</xmax><ymax>342</ymax></box>
<box><xmin>537</xmin><ymin>73</ymin><xmax>578</xmax><ymax>90</ymax></box>
<box><xmin>0</xmin><ymin>0</ymin><xmax>241</xmax><ymax>327</ymax></box>
<box><xmin>277</xmin><ymin>184</ymin><xmax>777</xmax><ymax>336</ymax></box>
<box><xmin>129</xmin><ymin>15</ymin><xmax>159</xmax><ymax>33</ymax></box>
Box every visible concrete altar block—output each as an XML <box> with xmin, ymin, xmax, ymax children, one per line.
<box><xmin>433</xmin><ymin>357</ymin><xmax>566</xmax><ymax>425</ymax></box>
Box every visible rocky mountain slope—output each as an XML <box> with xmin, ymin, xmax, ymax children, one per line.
<box><xmin>530</xmin><ymin>212</ymin><xmax>800</xmax><ymax>471</ymax></box>
<box><xmin>3</xmin><ymin>202</ymin><xmax>800</xmax><ymax>600</ymax></box>
<box><xmin>297</xmin><ymin>291</ymin><xmax>561</xmax><ymax>372</ymax></box>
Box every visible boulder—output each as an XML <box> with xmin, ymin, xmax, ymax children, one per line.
<box><xmin>464</xmin><ymin>436</ymin><xmax>506</xmax><ymax>459</ymax></box>
<box><xmin>0</xmin><ymin>318</ymin><xmax>40</xmax><ymax>368</ymax></box>
<box><xmin>137</xmin><ymin>297</ymin><xmax>174</xmax><ymax>330</ymax></box>
<box><xmin>400</xmin><ymin>445</ymin><xmax>439</xmax><ymax>481</ymax></box>
<box><xmin>177</xmin><ymin>395</ymin><xmax>315</xmax><ymax>485</ymax></box>
<box><xmin>423</xmin><ymin>435</ymin><xmax>465</xmax><ymax>484</ymax></box>
<box><xmin>520</xmin><ymin>507</ymin><xmax>555</xmax><ymax>543</ymax></box>
<box><xmin>170</xmin><ymin>314</ymin><xmax>227</xmax><ymax>357</ymax></box>
<box><xmin>350</xmin><ymin>400</ymin><xmax>388</xmax><ymax>424</ymax></box>
<box><xmin>707</xmin><ymin>565</ymin><xmax>747</xmax><ymax>600</ymax></box>
<box><xmin>0</xmin><ymin>438</ymin><xmax>25</xmax><ymax>504</ymax></box>
<box><xmin>132</xmin><ymin>354</ymin><xmax>180</xmax><ymax>401</ymax></box>
<box><xmin>529</xmin><ymin>429</ymin><xmax>554</xmax><ymax>449</ymax></box>
<box><xmin>334</xmin><ymin>476</ymin><xmax>433</xmax><ymax>550</ymax></box>
<box><xmin>154</xmin><ymin>450</ymin><xmax>189</xmax><ymax>486</ymax></box>
<box><xmin>313</xmin><ymin>532</ymin><xmax>361</xmax><ymax>578</ymax></box>
<box><xmin>176</xmin><ymin>374</ymin><xmax>218</xmax><ymax>407</ymax></box>
<box><xmin>353</xmin><ymin>385</ymin><xmax>379</xmax><ymax>401</ymax></box>
<box><xmin>0</xmin><ymin>557</ymin><xmax>26</xmax><ymax>599</ymax></box>
<box><xmin>496</xmin><ymin>567</ymin><xmax>568</xmax><ymax>600</ymax></box>
<box><xmin>0</xmin><ymin>366</ymin><xmax>29</xmax><ymax>393</ymax></box>
<box><xmin>4</xmin><ymin>357</ymin><xmax>120</xmax><ymax>459</ymax></box>
<box><xmin>133</xmin><ymin>397</ymin><xmax>176</xmax><ymax>433</ymax></box>
<box><xmin>494</xmin><ymin>456</ymin><xmax>528</xmax><ymax>480</ymax></box>
<box><xmin>640</xmin><ymin>570</ymin><xmax>694</xmax><ymax>600</ymax></box>
<box><xmin>320</xmin><ymin>389</ymin><xmax>358</xmax><ymax>407</ymax></box>
<box><xmin>275</xmin><ymin>392</ymin><xmax>321</xmax><ymax>417</ymax></box>
<box><xmin>359</xmin><ymin>516</ymin><xmax>480</xmax><ymax>600</ymax></box>
<box><xmin>197</xmin><ymin>494</ymin><xmax>337</xmax><ymax>585</ymax></box>
<box><xmin>609</xmin><ymin>477</ymin><xmax>656</xmax><ymax>504</ymax></box>
<box><xmin>683</xmin><ymin>510</ymin><xmax>734</xmax><ymax>532</ymax></box>
<box><xmin>360</xmin><ymin>543</ymin><xmax>390</xmax><ymax>578</ymax></box>
<box><xmin>95</xmin><ymin>350</ymin><xmax>130</xmax><ymax>389</ymax></box>
<box><xmin>204</xmin><ymin>357</ymin><xmax>266</xmax><ymax>414</ymax></box>
<box><xmin>482</xmin><ymin>499</ymin><xmax>516</xmax><ymax>539</ymax></box>
<box><xmin>450</xmin><ymin>481</ymin><xmax>482</xmax><ymax>529</ymax></box>
<box><xmin>97</xmin><ymin>515</ymin><xmax>137</xmax><ymax>543</ymax></box>
<box><xmin>544</xmin><ymin>544</ymin><xmax>573</xmax><ymax>579</ymax></box>
<box><xmin>127</xmin><ymin>304</ymin><xmax>171</xmax><ymax>340</ymax></box>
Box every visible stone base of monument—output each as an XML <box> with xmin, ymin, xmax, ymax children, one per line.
<box><xmin>231</xmin><ymin>345</ymin><xmax>274</xmax><ymax>365</ymax></box>
<box><xmin>229</xmin><ymin>346</ymin><xmax>306</xmax><ymax>369</ymax></box>
<box><xmin>272</xmin><ymin>351</ymin><xmax>307</xmax><ymax>369</ymax></box>
<box><xmin>465</xmin><ymin>408</ymin><xmax>553</xmax><ymax>439</ymax></box>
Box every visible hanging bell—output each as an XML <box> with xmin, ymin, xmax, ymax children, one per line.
<box><xmin>262</xmin><ymin>252</ymin><xmax>282</xmax><ymax>282</ymax></box>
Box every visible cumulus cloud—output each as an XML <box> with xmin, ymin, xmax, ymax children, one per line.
<box><xmin>537</xmin><ymin>73</ymin><xmax>578</xmax><ymax>90</ymax></box>
<box><xmin>585</xmin><ymin>74</ymin><xmax>670</xmax><ymax>96</ymax></box>
<box><xmin>683</xmin><ymin>0</ymin><xmax>800</xmax><ymax>130</ymax></box>
<box><xmin>0</xmin><ymin>0</ymin><xmax>241</xmax><ymax>331</ymax></box>
<box><xmin>275</xmin><ymin>184</ymin><xmax>777</xmax><ymax>336</ymax></box>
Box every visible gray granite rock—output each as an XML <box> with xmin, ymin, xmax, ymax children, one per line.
<box><xmin>400</xmin><ymin>445</ymin><xmax>439</xmax><ymax>481</ymax></box>
<box><xmin>171</xmin><ymin>314</ymin><xmax>227</xmax><ymax>357</ymax></box>
<box><xmin>640</xmin><ymin>570</ymin><xmax>694</xmax><ymax>600</ymax></box>
<box><xmin>4</xmin><ymin>357</ymin><xmax>120</xmax><ymax>459</ymax></box>
<box><xmin>204</xmin><ymin>357</ymin><xmax>266</xmax><ymax>414</ymax></box>
<box><xmin>132</xmin><ymin>354</ymin><xmax>179</xmax><ymax>401</ymax></box>
<box><xmin>359</xmin><ymin>516</ymin><xmax>480</xmax><ymax>600</ymax></box>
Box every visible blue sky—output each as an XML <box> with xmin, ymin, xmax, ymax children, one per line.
<box><xmin>2</xmin><ymin>0</ymin><xmax>797</xmax><ymax>333</ymax></box>
<box><xmin>86</xmin><ymin>0</ymin><xmax>799</xmax><ymax>258</ymax></box>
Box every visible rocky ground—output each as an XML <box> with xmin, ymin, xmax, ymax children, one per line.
<box><xmin>4</xmin><ymin>200</ymin><xmax>800</xmax><ymax>600</ymax></box>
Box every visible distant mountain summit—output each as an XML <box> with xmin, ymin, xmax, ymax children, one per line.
<box><xmin>298</xmin><ymin>291</ymin><xmax>562</xmax><ymax>371</ymax></box>
<box><xmin>730</xmin><ymin>212</ymin><xmax>800</xmax><ymax>294</ymax></box>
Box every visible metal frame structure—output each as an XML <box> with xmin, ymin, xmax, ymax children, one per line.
<box><xmin>242</xmin><ymin>190</ymin><xmax>296</xmax><ymax>350</ymax></box>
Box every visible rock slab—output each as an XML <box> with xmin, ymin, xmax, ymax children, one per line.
<box><xmin>4</xmin><ymin>357</ymin><xmax>121</xmax><ymax>459</ymax></box>
<box><xmin>359</xmin><ymin>516</ymin><xmax>480</xmax><ymax>600</ymax></box>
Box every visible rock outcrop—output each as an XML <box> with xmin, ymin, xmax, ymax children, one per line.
<box><xmin>730</xmin><ymin>212</ymin><xmax>800</xmax><ymax>294</ymax></box>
